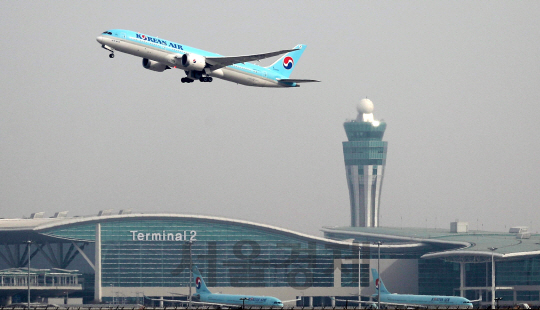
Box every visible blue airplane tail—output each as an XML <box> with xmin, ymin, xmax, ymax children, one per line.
<box><xmin>266</xmin><ymin>44</ymin><xmax>306</xmax><ymax>78</ymax></box>
<box><xmin>371</xmin><ymin>268</ymin><xmax>390</xmax><ymax>295</ymax></box>
<box><xmin>193</xmin><ymin>266</ymin><xmax>211</xmax><ymax>294</ymax></box>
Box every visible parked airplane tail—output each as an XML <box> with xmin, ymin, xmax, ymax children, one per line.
<box><xmin>265</xmin><ymin>44</ymin><xmax>306</xmax><ymax>78</ymax></box>
<box><xmin>193</xmin><ymin>266</ymin><xmax>211</xmax><ymax>294</ymax></box>
<box><xmin>371</xmin><ymin>268</ymin><xmax>390</xmax><ymax>295</ymax></box>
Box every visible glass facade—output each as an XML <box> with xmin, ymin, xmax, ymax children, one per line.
<box><xmin>516</xmin><ymin>291</ymin><xmax>540</xmax><ymax>301</ymax></box>
<box><xmin>343</xmin><ymin>122</ymin><xmax>387</xmax><ymax>142</ymax></box>
<box><xmin>340</xmin><ymin>263</ymin><xmax>359</xmax><ymax>287</ymax></box>
<box><xmin>418</xmin><ymin>259</ymin><xmax>460</xmax><ymax>296</ymax></box>
<box><xmin>342</xmin><ymin>140</ymin><xmax>387</xmax><ymax>167</ymax></box>
<box><xmin>42</xmin><ymin>223</ymin><xmax>96</xmax><ymax>241</ymax></box>
<box><xmin>419</xmin><ymin>257</ymin><xmax>540</xmax><ymax>304</ymax></box>
<box><xmin>41</xmin><ymin>217</ymin><xmax>360</xmax><ymax>289</ymax></box>
<box><xmin>498</xmin><ymin>257</ymin><xmax>540</xmax><ymax>286</ymax></box>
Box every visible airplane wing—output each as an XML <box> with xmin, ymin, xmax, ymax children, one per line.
<box><xmin>168</xmin><ymin>292</ymin><xmax>189</xmax><ymax>296</ymax></box>
<box><xmin>334</xmin><ymin>298</ymin><xmax>381</xmax><ymax>309</ymax></box>
<box><xmin>205</xmin><ymin>49</ymin><xmax>298</xmax><ymax>70</ymax></box>
<box><xmin>335</xmin><ymin>298</ymin><xmax>373</xmax><ymax>304</ymax></box>
<box><xmin>277</xmin><ymin>78</ymin><xmax>321</xmax><ymax>83</ymax></box>
<box><xmin>144</xmin><ymin>296</ymin><xmax>232</xmax><ymax>308</ymax></box>
<box><xmin>144</xmin><ymin>296</ymin><xmax>187</xmax><ymax>304</ymax></box>
<box><xmin>337</xmin><ymin>297</ymin><xmax>428</xmax><ymax>309</ymax></box>
<box><xmin>281</xmin><ymin>298</ymin><xmax>301</xmax><ymax>303</ymax></box>
<box><xmin>377</xmin><ymin>301</ymin><xmax>429</xmax><ymax>308</ymax></box>
<box><xmin>373</xmin><ymin>300</ymin><xmax>475</xmax><ymax>308</ymax></box>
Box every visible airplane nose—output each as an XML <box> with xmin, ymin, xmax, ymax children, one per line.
<box><xmin>96</xmin><ymin>35</ymin><xmax>103</xmax><ymax>44</ymax></box>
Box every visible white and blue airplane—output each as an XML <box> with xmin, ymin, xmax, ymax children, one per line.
<box><xmin>369</xmin><ymin>268</ymin><xmax>476</xmax><ymax>309</ymax></box>
<box><xmin>96</xmin><ymin>29</ymin><xmax>319</xmax><ymax>87</ymax></box>
<box><xmin>190</xmin><ymin>265</ymin><xmax>292</xmax><ymax>307</ymax></box>
<box><xmin>146</xmin><ymin>266</ymin><xmax>297</xmax><ymax>308</ymax></box>
<box><xmin>336</xmin><ymin>268</ymin><xmax>477</xmax><ymax>309</ymax></box>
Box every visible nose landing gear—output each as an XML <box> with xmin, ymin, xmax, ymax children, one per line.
<box><xmin>101</xmin><ymin>45</ymin><xmax>115</xmax><ymax>59</ymax></box>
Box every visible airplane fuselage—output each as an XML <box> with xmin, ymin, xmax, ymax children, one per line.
<box><xmin>375</xmin><ymin>293</ymin><xmax>473</xmax><ymax>309</ymax></box>
<box><xmin>96</xmin><ymin>29</ymin><xmax>299</xmax><ymax>87</ymax></box>
<box><xmin>196</xmin><ymin>293</ymin><xmax>283</xmax><ymax>307</ymax></box>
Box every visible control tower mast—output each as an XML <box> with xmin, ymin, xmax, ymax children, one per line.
<box><xmin>343</xmin><ymin>98</ymin><xmax>388</xmax><ymax>227</ymax></box>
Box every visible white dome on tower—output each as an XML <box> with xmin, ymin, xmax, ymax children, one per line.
<box><xmin>357</xmin><ymin>98</ymin><xmax>374</xmax><ymax>114</ymax></box>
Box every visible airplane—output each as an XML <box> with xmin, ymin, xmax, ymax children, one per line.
<box><xmin>369</xmin><ymin>268</ymin><xmax>475</xmax><ymax>309</ymax></box>
<box><xmin>335</xmin><ymin>269</ymin><xmax>478</xmax><ymax>309</ymax></box>
<box><xmin>146</xmin><ymin>266</ymin><xmax>298</xmax><ymax>308</ymax></box>
<box><xmin>96</xmin><ymin>29</ymin><xmax>319</xmax><ymax>87</ymax></box>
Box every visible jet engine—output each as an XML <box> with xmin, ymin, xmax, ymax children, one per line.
<box><xmin>181</xmin><ymin>53</ymin><xmax>206</xmax><ymax>71</ymax></box>
<box><xmin>142</xmin><ymin>58</ymin><xmax>169</xmax><ymax>72</ymax></box>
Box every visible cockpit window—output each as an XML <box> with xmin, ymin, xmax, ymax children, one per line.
<box><xmin>102</xmin><ymin>31</ymin><xmax>112</xmax><ymax>35</ymax></box>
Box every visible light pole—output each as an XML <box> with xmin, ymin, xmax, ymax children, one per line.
<box><xmin>187</xmin><ymin>240</ymin><xmax>194</xmax><ymax>308</ymax></box>
<box><xmin>488</xmin><ymin>247</ymin><xmax>498</xmax><ymax>309</ymax></box>
<box><xmin>375</xmin><ymin>241</ymin><xmax>382</xmax><ymax>310</ymax></box>
<box><xmin>357</xmin><ymin>242</ymin><xmax>361</xmax><ymax>301</ymax></box>
<box><xmin>110</xmin><ymin>284</ymin><xmax>114</xmax><ymax>304</ymax></box>
<box><xmin>26</xmin><ymin>240</ymin><xmax>32</xmax><ymax>309</ymax></box>
<box><xmin>240</xmin><ymin>297</ymin><xmax>248</xmax><ymax>309</ymax></box>
<box><xmin>495</xmin><ymin>297</ymin><xmax>502</xmax><ymax>308</ymax></box>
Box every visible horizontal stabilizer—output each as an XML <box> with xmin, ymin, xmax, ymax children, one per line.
<box><xmin>277</xmin><ymin>78</ymin><xmax>320</xmax><ymax>83</ymax></box>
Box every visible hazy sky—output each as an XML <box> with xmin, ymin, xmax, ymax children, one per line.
<box><xmin>1</xmin><ymin>2</ymin><xmax>539</xmax><ymax>236</ymax></box>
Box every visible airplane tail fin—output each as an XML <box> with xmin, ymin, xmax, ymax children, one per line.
<box><xmin>265</xmin><ymin>44</ymin><xmax>306</xmax><ymax>78</ymax></box>
<box><xmin>371</xmin><ymin>268</ymin><xmax>390</xmax><ymax>295</ymax></box>
<box><xmin>192</xmin><ymin>266</ymin><xmax>211</xmax><ymax>294</ymax></box>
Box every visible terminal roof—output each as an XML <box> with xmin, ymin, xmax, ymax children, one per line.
<box><xmin>322</xmin><ymin>226</ymin><xmax>540</xmax><ymax>262</ymax></box>
<box><xmin>0</xmin><ymin>213</ymin><xmax>357</xmax><ymax>247</ymax></box>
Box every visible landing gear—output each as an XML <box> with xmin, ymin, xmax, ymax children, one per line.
<box><xmin>182</xmin><ymin>70</ymin><xmax>212</xmax><ymax>84</ymax></box>
<box><xmin>181</xmin><ymin>77</ymin><xmax>212</xmax><ymax>83</ymax></box>
<box><xmin>101</xmin><ymin>44</ymin><xmax>115</xmax><ymax>59</ymax></box>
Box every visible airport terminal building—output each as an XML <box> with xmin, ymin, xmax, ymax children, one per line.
<box><xmin>0</xmin><ymin>213</ymin><xmax>368</xmax><ymax>307</ymax></box>
<box><xmin>2</xmin><ymin>212</ymin><xmax>539</xmax><ymax>308</ymax></box>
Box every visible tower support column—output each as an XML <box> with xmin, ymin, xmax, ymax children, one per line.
<box><xmin>94</xmin><ymin>223</ymin><xmax>102</xmax><ymax>302</ymax></box>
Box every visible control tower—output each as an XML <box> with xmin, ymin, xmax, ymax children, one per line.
<box><xmin>343</xmin><ymin>99</ymin><xmax>388</xmax><ymax>227</ymax></box>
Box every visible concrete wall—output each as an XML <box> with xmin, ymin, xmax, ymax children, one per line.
<box><xmin>48</xmin><ymin>297</ymin><xmax>83</xmax><ymax>305</ymax></box>
<box><xmin>360</xmin><ymin>259</ymin><xmax>418</xmax><ymax>296</ymax></box>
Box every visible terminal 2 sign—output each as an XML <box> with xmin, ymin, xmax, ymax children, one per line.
<box><xmin>130</xmin><ymin>230</ymin><xmax>197</xmax><ymax>241</ymax></box>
